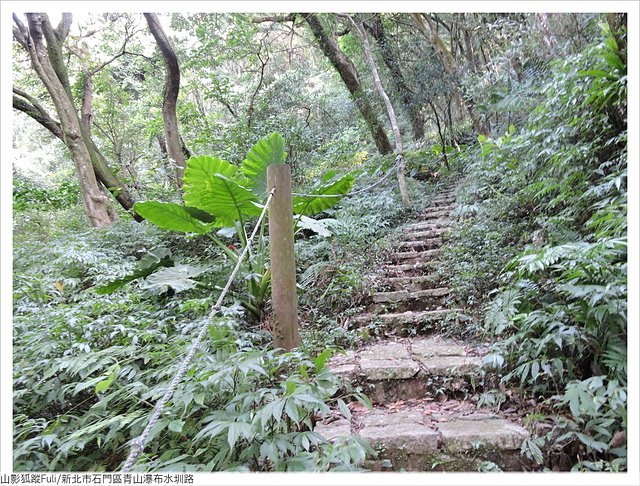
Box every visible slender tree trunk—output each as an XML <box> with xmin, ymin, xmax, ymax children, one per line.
<box><xmin>81</xmin><ymin>71</ymin><xmax>93</xmax><ymax>134</ymax></box>
<box><xmin>247</xmin><ymin>42</ymin><xmax>268</xmax><ymax>129</ymax></box>
<box><xmin>365</xmin><ymin>14</ymin><xmax>425</xmax><ymax>141</ymax></box>
<box><xmin>144</xmin><ymin>13</ymin><xmax>188</xmax><ymax>187</ymax></box>
<box><xmin>428</xmin><ymin>101</ymin><xmax>449</xmax><ymax>170</ymax></box>
<box><xmin>15</xmin><ymin>13</ymin><xmax>114</xmax><ymax>227</ymax></box>
<box><xmin>304</xmin><ymin>13</ymin><xmax>394</xmax><ymax>155</ymax></box>
<box><xmin>536</xmin><ymin>13</ymin><xmax>557</xmax><ymax>51</ymax></box>
<box><xmin>411</xmin><ymin>13</ymin><xmax>489</xmax><ymax>135</ymax></box>
<box><xmin>13</xmin><ymin>14</ymin><xmax>140</xmax><ymax>223</ymax></box>
<box><xmin>350</xmin><ymin>17</ymin><xmax>411</xmax><ymax>208</ymax></box>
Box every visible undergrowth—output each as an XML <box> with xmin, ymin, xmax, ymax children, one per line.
<box><xmin>442</xmin><ymin>23</ymin><xmax>627</xmax><ymax>470</ymax></box>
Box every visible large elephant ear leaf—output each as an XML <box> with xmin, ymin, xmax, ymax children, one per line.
<box><xmin>293</xmin><ymin>173</ymin><xmax>355</xmax><ymax>216</ymax></box>
<box><xmin>183</xmin><ymin>155</ymin><xmax>238</xmax><ymax>209</ymax></box>
<box><xmin>187</xmin><ymin>173</ymin><xmax>261</xmax><ymax>227</ymax></box>
<box><xmin>134</xmin><ymin>201</ymin><xmax>212</xmax><ymax>234</ymax></box>
<box><xmin>241</xmin><ymin>132</ymin><xmax>286</xmax><ymax>196</ymax></box>
<box><xmin>95</xmin><ymin>248</ymin><xmax>173</xmax><ymax>295</ymax></box>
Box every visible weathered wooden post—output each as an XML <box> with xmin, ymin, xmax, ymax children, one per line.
<box><xmin>267</xmin><ymin>164</ymin><xmax>300</xmax><ymax>351</ymax></box>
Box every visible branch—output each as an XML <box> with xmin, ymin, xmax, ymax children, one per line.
<box><xmin>13</xmin><ymin>88</ymin><xmax>64</xmax><ymax>140</ymax></box>
<box><xmin>56</xmin><ymin>13</ymin><xmax>73</xmax><ymax>42</ymax></box>
<box><xmin>252</xmin><ymin>13</ymin><xmax>296</xmax><ymax>24</ymax></box>
<box><xmin>12</xmin><ymin>14</ymin><xmax>28</xmax><ymax>48</ymax></box>
<box><xmin>218</xmin><ymin>98</ymin><xmax>237</xmax><ymax>118</ymax></box>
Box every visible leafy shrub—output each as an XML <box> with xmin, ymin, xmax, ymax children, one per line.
<box><xmin>14</xmin><ymin>308</ymin><xmax>372</xmax><ymax>471</ymax></box>
<box><xmin>445</xmin><ymin>22</ymin><xmax>627</xmax><ymax>470</ymax></box>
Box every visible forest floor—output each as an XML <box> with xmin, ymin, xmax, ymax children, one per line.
<box><xmin>314</xmin><ymin>183</ymin><xmax>535</xmax><ymax>472</ymax></box>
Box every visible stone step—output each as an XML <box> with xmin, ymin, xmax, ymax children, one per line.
<box><xmin>431</xmin><ymin>196</ymin><xmax>456</xmax><ymax>203</ymax></box>
<box><xmin>390</xmin><ymin>249</ymin><xmax>440</xmax><ymax>261</ymax></box>
<box><xmin>375</xmin><ymin>275</ymin><xmax>440</xmax><ymax>291</ymax></box>
<box><xmin>404</xmin><ymin>228</ymin><xmax>449</xmax><ymax>240</ymax></box>
<box><xmin>315</xmin><ymin>408</ymin><xmax>530</xmax><ymax>471</ymax></box>
<box><xmin>381</xmin><ymin>260</ymin><xmax>439</xmax><ymax>273</ymax></box>
<box><xmin>421</xmin><ymin>209</ymin><xmax>452</xmax><ymax>220</ymax></box>
<box><xmin>422</xmin><ymin>203</ymin><xmax>456</xmax><ymax>213</ymax></box>
<box><xmin>433</xmin><ymin>193</ymin><xmax>456</xmax><ymax>200</ymax></box>
<box><xmin>328</xmin><ymin>337</ymin><xmax>481</xmax><ymax>385</ymax></box>
<box><xmin>350</xmin><ymin>309</ymin><xmax>462</xmax><ymax>334</ymax></box>
<box><xmin>396</xmin><ymin>238</ymin><xmax>442</xmax><ymax>250</ymax></box>
<box><xmin>405</xmin><ymin>220</ymin><xmax>450</xmax><ymax>232</ymax></box>
<box><xmin>372</xmin><ymin>287</ymin><xmax>450</xmax><ymax>304</ymax></box>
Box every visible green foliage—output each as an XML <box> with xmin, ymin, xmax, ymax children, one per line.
<box><xmin>14</xmin><ymin>311</ymin><xmax>371</xmax><ymax>471</ymax></box>
<box><xmin>445</xmin><ymin>24</ymin><xmax>627</xmax><ymax>470</ymax></box>
<box><xmin>132</xmin><ymin>132</ymin><xmax>354</xmax><ymax>318</ymax></box>
<box><xmin>14</xmin><ymin>178</ymin><xmax>79</xmax><ymax>211</ymax></box>
<box><xmin>292</xmin><ymin>171</ymin><xmax>355</xmax><ymax>215</ymax></box>
<box><xmin>133</xmin><ymin>202</ymin><xmax>212</xmax><ymax>234</ymax></box>
<box><xmin>96</xmin><ymin>248</ymin><xmax>174</xmax><ymax>294</ymax></box>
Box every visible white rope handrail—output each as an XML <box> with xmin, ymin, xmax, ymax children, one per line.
<box><xmin>121</xmin><ymin>188</ymin><xmax>276</xmax><ymax>472</ymax></box>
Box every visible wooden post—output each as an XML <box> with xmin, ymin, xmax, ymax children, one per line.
<box><xmin>267</xmin><ymin>164</ymin><xmax>300</xmax><ymax>351</ymax></box>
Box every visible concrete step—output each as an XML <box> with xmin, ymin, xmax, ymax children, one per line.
<box><xmin>405</xmin><ymin>220</ymin><xmax>450</xmax><ymax>232</ymax></box>
<box><xmin>315</xmin><ymin>407</ymin><xmax>530</xmax><ymax>471</ymax></box>
<box><xmin>375</xmin><ymin>275</ymin><xmax>440</xmax><ymax>291</ymax></box>
<box><xmin>372</xmin><ymin>287</ymin><xmax>450</xmax><ymax>304</ymax></box>
<box><xmin>390</xmin><ymin>249</ymin><xmax>440</xmax><ymax>262</ymax></box>
<box><xmin>328</xmin><ymin>337</ymin><xmax>482</xmax><ymax>393</ymax></box>
<box><xmin>422</xmin><ymin>203</ymin><xmax>456</xmax><ymax>213</ymax></box>
<box><xmin>381</xmin><ymin>260</ymin><xmax>439</xmax><ymax>274</ymax></box>
<box><xmin>431</xmin><ymin>196</ymin><xmax>456</xmax><ymax>203</ymax></box>
<box><xmin>396</xmin><ymin>238</ymin><xmax>442</xmax><ymax>250</ymax></box>
<box><xmin>350</xmin><ymin>309</ymin><xmax>461</xmax><ymax>334</ymax></box>
<box><xmin>421</xmin><ymin>209</ymin><xmax>452</xmax><ymax>220</ymax></box>
<box><xmin>404</xmin><ymin>228</ymin><xmax>450</xmax><ymax>240</ymax></box>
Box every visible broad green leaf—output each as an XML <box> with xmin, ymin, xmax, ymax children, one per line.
<box><xmin>314</xmin><ymin>349</ymin><xmax>333</xmax><ymax>374</ymax></box>
<box><xmin>184</xmin><ymin>206</ymin><xmax>215</xmax><ymax>223</ymax></box>
<box><xmin>134</xmin><ymin>201</ymin><xmax>211</xmax><ymax>234</ymax></box>
<box><xmin>184</xmin><ymin>173</ymin><xmax>260</xmax><ymax>226</ymax></box>
<box><xmin>73</xmin><ymin>375</ymin><xmax>106</xmax><ymax>394</ymax></box>
<box><xmin>293</xmin><ymin>173</ymin><xmax>355</xmax><ymax>215</ymax></box>
<box><xmin>168</xmin><ymin>420</ymin><xmax>185</xmax><ymax>433</ymax></box>
<box><xmin>95</xmin><ymin>376</ymin><xmax>114</xmax><ymax>394</ymax></box>
<box><xmin>227</xmin><ymin>422</ymin><xmax>252</xmax><ymax>449</ymax></box>
<box><xmin>95</xmin><ymin>247</ymin><xmax>173</xmax><ymax>294</ymax></box>
<box><xmin>183</xmin><ymin>155</ymin><xmax>237</xmax><ymax>204</ymax></box>
<box><xmin>95</xmin><ymin>366</ymin><xmax>119</xmax><ymax>394</ymax></box>
<box><xmin>284</xmin><ymin>399</ymin><xmax>301</xmax><ymax>423</ymax></box>
<box><xmin>241</xmin><ymin>132</ymin><xmax>286</xmax><ymax>196</ymax></box>
<box><xmin>295</xmin><ymin>215</ymin><xmax>335</xmax><ymax>237</ymax></box>
<box><xmin>337</xmin><ymin>398</ymin><xmax>352</xmax><ymax>420</ymax></box>
<box><xmin>353</xmin><ymin>392</ymin><xmax>373</xmax><ymax>410</ymax></box>
<box><xmin>141</xmin><ymin>264</ymin><xmax>208</xmax><ymax>294</ymax></box>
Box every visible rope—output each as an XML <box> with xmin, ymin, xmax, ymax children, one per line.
<box><xmin>121</xmin><ymin>188</ymin><xmax>276</xmax><ymax>472</ymax></box>
<box><xmin>292</xmin><ymin>157</ymin><xmax>400</xmax><ymax>199</ymax></box>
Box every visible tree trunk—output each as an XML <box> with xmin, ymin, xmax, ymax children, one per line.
<box><xmin>536</xmin><ymin>13</ymin><xmax>557</xmax><ymax>51</ymax></box>
<box><xmin>247</xmin><ymin>42</ymin><xmax>268</xmax><ymax>129</ymax></box>
<box><xmin>15</xmin><ymin>13</ymin><xmax>114</xmax><ymax>228</ymax></box>
<box><xmin>13</xmin><ymin>14</ymin><xmax>141</xmax><ymax>223</ymax></box>
<box><xmin>304</xmin><ymin>13</ymin><xmax>393</xmax><ymax>155</ymax></box>
<box><xmin>428</xmin><ymin>100</ymin><xmax>450</xmax><ymax>170</ymax></box>
<box><xmin>411</xmin><ymin>13</ymin><xmax>489</xmax><ymax>135</ymax></box>
<box><xmin>350</xmin><ymin>17</ymin><xmax>411</xmax><ymax>209</ymax></box>
<box><xmin>144</xmin><ymin>13</ymin><xmax>188</xmax><ymax>187</ymax></box>
<box><xmin>365</xmin><ymin>14</ymin><xmax>425</xmax><ymax>141</ymax></box>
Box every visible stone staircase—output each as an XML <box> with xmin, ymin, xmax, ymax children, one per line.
<box><xmin>314</xmin><ymin>184</ymin><xmax>532</xmax><ymax>472</ymax></box>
